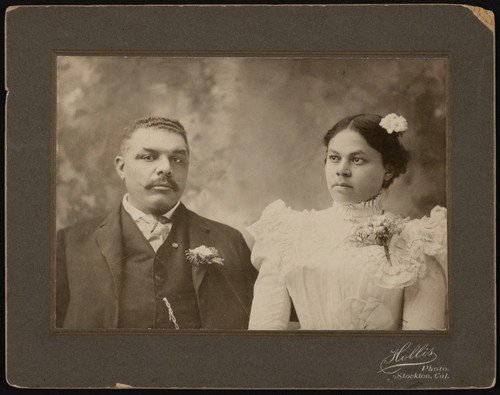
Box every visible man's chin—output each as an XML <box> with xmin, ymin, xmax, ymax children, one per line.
<box><xmin>149</xmin><ymin>200</ymin><xmax>179</xmax><ymax>213</ymax></box>
<box><xmin>138</xmin><ymin>195</ymin><xmax>180</xmax><ymax>215</ymax></box>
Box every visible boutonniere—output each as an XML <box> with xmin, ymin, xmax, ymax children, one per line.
<box><xmin>185</xmin><ymin>246</ymin><xmax>225</xmax><ymax>267</ymax></box>
<box><xmin>348</xmin><ymin>214</ymin><xmax>409</xmax><ymax>264</ymax></box>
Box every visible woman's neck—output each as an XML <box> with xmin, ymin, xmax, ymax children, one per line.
<box><xmin>331</xmin><ymin>195</ymin><xmax>384</xmax><ymax>218</ymax></box>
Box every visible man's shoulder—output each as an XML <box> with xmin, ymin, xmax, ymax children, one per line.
<box><xmin>58</xmin><ymin>209</ymin><xmax>117</xmax><ymax>238</ymax></box>
<box><xmin>186</xmin><ymin>208</ymin><xmax>243</xmax><ymax>239</ymax></box>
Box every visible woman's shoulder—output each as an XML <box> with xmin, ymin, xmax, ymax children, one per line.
<box><xmin>392</xmin><ymin>205</ymin><xmax>448</xmax><ymax>285</ymax></box>
<box><xmin>405</xmin><ymin>205</ymin><xmax>446</xmax><ymax>226</ymax></box>
<box><xmin>353</xmin><ymin>206</ymin><xmax>448</xmax><ymax>289</ymax></box>
<box><xmin>247</xmin><ymin>199</ymin><xmax>312</xmax><ymax>241</ymax></box>
<box><xmin>259</xmin><ymin>199</ymin><xmax>293</xmax><ymax>218</ymax></box>
<box><xmin>400</xmin><ymin>206</ymin><xmax>447</xmax><ymax>247</ymax></box>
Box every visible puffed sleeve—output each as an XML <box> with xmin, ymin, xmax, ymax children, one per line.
<box><xmin>247</xmin><ymin>200</ymin><xmax>293</xmax><ymax>330</ymax></box>
<box><xmin>400</xmin><ymin>206</ymin><xmax>448</xmax><ymax>330</ymax></box>
<box><xmin>357</xmin><ymin>206</ymin><xmax>447</xmax><ymax>291</ymax></box>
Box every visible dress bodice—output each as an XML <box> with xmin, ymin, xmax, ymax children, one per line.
<box><xmin>247</xmin><ymin>198</ymin><xmax>447</xmax><ymax>330</ymax></box>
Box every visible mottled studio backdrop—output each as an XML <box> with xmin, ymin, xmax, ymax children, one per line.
<box><xmin>56</xmin><ymin>56</ymin><xmax>447</xmax><ymax>243</ymax></box>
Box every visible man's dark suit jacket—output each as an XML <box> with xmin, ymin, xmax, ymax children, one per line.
<box><xmin>56</xmin><ymin>202</ymin><xmax>257</xmax><ymax>329</ymax></box>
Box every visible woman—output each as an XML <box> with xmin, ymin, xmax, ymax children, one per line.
<box><xmin>248</xmin><ymin>113</ymin><xmax>447</xmax><ymax>330</ymax></box>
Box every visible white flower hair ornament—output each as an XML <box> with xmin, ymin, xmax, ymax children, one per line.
<box><xmin>379</xmin><ymin>113</ymin><xmax>408</xmax><ymax>135</ymax></box>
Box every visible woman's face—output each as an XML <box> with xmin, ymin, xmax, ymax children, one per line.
<box><xmin>325</xmin><ymin>129</ymin><xmax>392</xmax><ymax>204</ymax></box>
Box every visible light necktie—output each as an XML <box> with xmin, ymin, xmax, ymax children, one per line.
<box><xmin>138</xmin><ymin>215</ymin><xmax>172</xmax><ymax>251</ymax></box>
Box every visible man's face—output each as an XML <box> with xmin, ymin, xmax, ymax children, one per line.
<box><xmin>115</xmin><ymin>127</ymin><xmax>189</xmax><ymax>215</ymax></box>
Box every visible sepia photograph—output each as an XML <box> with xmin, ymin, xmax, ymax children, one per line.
<box><xmin>5</xmin><ymin>4</ymin><xmax>494</xmax><ymax>390</ymax></box>
<box><xmin>55</xmin><ymin>55</ymin><xmax>448</xmax><ymax>331</ymax></box>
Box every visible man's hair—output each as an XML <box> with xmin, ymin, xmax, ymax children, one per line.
<box><xmin>120</xmin><ymin>117</ymin><xmax>189</xmax><ymax>154</ymax></box>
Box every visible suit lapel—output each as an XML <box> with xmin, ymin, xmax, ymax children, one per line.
<box><xmin>94</xmin><ymin>206</ymin><xmax>123</xmax><ymax>297</ymax></box>
<box><xmin>182</xmin><ymin>204</ymin><xmax>214</xmax><ymax>295</ymax></box>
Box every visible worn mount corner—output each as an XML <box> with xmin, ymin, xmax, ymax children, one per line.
<box><xmin>462</xmin><ymin>5</ymin><xmax>495</xmax><ymax>32</ymax></box>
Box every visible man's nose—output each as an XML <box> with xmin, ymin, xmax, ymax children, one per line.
<box><xmin>336</xmin><ymin>160</ymin><xmax>351</xmax><ymax>177</ymax></box>
<box><xmin>156</xmin><ymin>156</ymin><xmax>172</xmax><ymax>175</ymax></box>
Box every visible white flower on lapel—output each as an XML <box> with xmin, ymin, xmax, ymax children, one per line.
<box><xmin>185</xmin><ymin>246</ymin><xmax>224</xmax><ymax>267</ymax></box>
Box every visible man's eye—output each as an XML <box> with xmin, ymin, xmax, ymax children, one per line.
<box><xmin>329</xmin><ymin>155</ymin><xmax>340</xmax><ymax>162</ymax></box>
<box><xmin>142</xmin><ymin>154</ymin><xmax>155</xmax><ymax>161</ymax></box>
<box><xmin>171</xmin><ymin>156</ymin><xmax>185</xmax><ymax>164</ymax></box>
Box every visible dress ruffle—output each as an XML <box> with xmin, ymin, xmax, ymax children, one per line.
<box><xmin>359</xmin><ymin>206</ymin><xmax>447</xmax><ymax>289</ymax></box>
<box><xmin>247</xmin><ymin>199</ymin><xmax>290</xmax><ymax>241</ymax></box>
<box><xmin>249</xmin><ymin>201</ymin><xmax>447</xmax><ymax>289</ymax></box>
<box><xmin>247</xmin><ymin>200</ymin><xmax>306</xmax><ymax>271</ymax></box>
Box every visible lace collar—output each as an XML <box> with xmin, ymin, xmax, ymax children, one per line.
<box><xmin>330</xmin><ymin>195</ymin><xmax>384</xmax><ymax>219</ymax></box>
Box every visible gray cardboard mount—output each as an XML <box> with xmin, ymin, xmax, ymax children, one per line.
<box><xmin>5</xmin><ymin>4</ymin><xmax>495</xmax><ymax>389</ymax></box>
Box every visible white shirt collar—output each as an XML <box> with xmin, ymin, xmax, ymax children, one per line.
<box><xmin>122</xmin><ymin>194</ymin><xmax>181</xmax><ymax>223</ymax></box>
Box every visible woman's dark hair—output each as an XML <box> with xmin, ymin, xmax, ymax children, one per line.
<box><xmin>323</xmin><ymin>113</ymin><xmax>409</xmax><ymax>188</ymax></box>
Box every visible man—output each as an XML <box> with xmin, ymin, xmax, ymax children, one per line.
<box><xmin>56</xmin><ymin>117</ymin><xmax>257</xmax><ymax>330</ymax></box>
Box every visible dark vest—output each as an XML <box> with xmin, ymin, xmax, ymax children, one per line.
<box><xmin>117</xmin><ymin>207</ymin><xmax>202</xmax><ymax>329</ymax></box>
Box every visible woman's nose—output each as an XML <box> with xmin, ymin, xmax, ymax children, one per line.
<box><xmin>336</xmin><ymin>161</ymin><xmax>351</xmax><ymax>177</ymax></box>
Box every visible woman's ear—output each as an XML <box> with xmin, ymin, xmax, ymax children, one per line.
<box><xmin>384</xmin><ymin>166</ymin><xmax>395</xmax><ymax>182</ymax></box>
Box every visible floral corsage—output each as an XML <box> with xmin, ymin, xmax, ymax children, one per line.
<box><xmin>185</xmin><ymin>246</ymin><xmax>224</xmax><ymax>267</ymax></box>
<box><xmin>349</xmin><ymin>214</ymin><xmax>409</xmax><ymax>263</ymax></box>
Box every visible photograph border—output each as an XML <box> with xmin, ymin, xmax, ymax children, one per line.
<box><xmin>5</xmin><ymin>4</ymin><xmax>495</xmax><ymax>389</ymax></box>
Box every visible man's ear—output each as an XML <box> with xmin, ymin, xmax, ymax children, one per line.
<box><xmin>114</xmin><ymin>156</ymin><xmax>125</xmax><ymax>180</ymax></box>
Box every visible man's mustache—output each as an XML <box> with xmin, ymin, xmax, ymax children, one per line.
<box><xmin>146</xmin><ymin>176</ymin><xmax>181</xmax><ymax>191</ymax></box>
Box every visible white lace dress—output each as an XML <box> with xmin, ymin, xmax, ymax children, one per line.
<box><xmin>247</xmin><ymin>197</ymin><xmax>447</xmax><ymax>330</ymax></box>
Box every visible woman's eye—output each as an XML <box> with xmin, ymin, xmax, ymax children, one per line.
<box><xmin>352</xmin><ymin>157</ymin><xmax>365</xmax><ymax>164</ymax></box>
<box><xmin>329</xmin><ymin>155</ymin><xmax>340</xmax><ymax>162</ymax></box>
